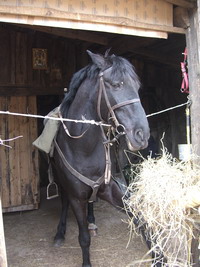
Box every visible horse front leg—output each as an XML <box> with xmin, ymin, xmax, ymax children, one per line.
<box><xmin>87</xmin><ymin>202</ymin><xmax>98</xmax><ymax>236</ymax></box>
<box><xmin>54</xmin><ymin>190</ymin><xmax>69</xmax><ymax>247</ymax></box>
<box><xmin>71</xmin><ymin>198</ymin><xmax>91</xmax><ymax>267</ymax></box>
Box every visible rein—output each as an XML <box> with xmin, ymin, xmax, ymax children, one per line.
<box><xmin>54</xmin><ymin>66</ymin><xmax>141</xmax><ymax>201</ymax></box>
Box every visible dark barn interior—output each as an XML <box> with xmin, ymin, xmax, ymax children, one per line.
<box><xmin>0</xmin><ymin>19</ymin><xmax>189</xmax><ymax>266</ymax></box>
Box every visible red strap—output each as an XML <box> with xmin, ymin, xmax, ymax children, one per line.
<box><xmin>180</xmin><ymin>48</ymin><xmax>189</xmax><ymax>94</ymax></box>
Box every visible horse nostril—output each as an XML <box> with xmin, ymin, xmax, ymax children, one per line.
<box><xmin>135</xmin><ymin>129</ymin><xmax>144</xmax><ymax>142</ymax></box>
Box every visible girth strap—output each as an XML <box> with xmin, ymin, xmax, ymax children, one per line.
<box><xmin>54</xmin><ymin>139</ymin><xmax>105</xmax><ymax>202</ymax></box>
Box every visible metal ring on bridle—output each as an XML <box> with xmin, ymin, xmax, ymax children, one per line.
<box><xmin>116</xmin><ymin>124</ymin><xmax>125</xmax><ymax>134</ymax></box>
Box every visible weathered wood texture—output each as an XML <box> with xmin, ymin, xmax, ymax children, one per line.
<box><xmin>173</xmin><ymin>7</ymin><xmax>190</xmax><ymax>28</ymax></box>
<box><xmin>0</xmin><ymin>96</ymin><xmax>39</xmax><ymax>212</ymax></box>
<box><xmin>164</xmin><ymin>0</ymin><xmax>196</xmax><ymax>8</ymax></box>
<box><xmin>0</xmin><ymin>160</ymin><xmax>7</xmax><ymax>267</ymax></box>
<box><xmin>0</xmin><ymin>24</ymin><xmax>76</xmax><ymax>96</ymax></box>
<box><xmin>186</xmin><ymin>5</ymin><xmax>200</xmax><ymax>157</ymax></box>
<box><xmin>186</xmin><ymin>2</ymin><xmax>200</xmax><ymax>266</ymax></box>
<box><xmin>0</xmin><ymin>0</ymin><xmax>185</xmax><ymax>38</ymax></box>
<box><xmin>0</xmin><ymin>198</ymin><xmax>7</xmax><ymax>267</ymax></box>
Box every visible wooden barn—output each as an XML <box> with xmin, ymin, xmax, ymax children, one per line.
<box><xmin>0</xmin><ymin>0</ymin><xmax>200</xmax><ymax>266</ymax></box>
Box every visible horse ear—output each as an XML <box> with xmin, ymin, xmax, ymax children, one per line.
<box><xmin>87</xmin><ymin>50</ymin><xmax>105</xmax><ymax>69</ymax></box>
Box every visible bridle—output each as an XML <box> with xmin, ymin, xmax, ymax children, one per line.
<box><xmin>97</xmin><ymin>67</ymin><xmax>141</xmax><ymax>184</ymax></box>
<box><xmin>97</xmin><ymin>67</ymin><xmax>140</xmax><ymax>138</ymax></box>
<box><xmin>54</xmin><ymin>65</ymin><xmax>141</xmax><ymax>201</ymax></box>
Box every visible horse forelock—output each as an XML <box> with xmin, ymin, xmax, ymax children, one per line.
<box><xmin>110</xmin><ymin>56</ymin><xmax>140</xmax><ymax>88</ymax></box>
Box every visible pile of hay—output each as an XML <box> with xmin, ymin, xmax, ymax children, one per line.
<box><xmin>123</xmin><ymin>148</ymin><xmax>200</xmax><ymax>267</ymax></box>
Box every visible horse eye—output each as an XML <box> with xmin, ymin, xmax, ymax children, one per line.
<box><xmin>112</xmin><ymin>81</ymin><xmax>123</xmax><ymax>88</ymax></box>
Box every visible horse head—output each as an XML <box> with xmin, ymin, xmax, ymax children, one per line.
<box><xmin>87</xmin><ymin>50</ymin><xmax>150</xmax><ymax>151</ymax></box>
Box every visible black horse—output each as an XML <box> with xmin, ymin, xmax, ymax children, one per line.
<box><xmin>51</xmin><ymin>51</ymin><xmax>150</xmax><ymax>267</ymax></box>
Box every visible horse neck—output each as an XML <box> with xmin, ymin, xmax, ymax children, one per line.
<box><xmin>58</xmin><ymin>78</ymin><xmax>105</xmax><ymax>159</ymax></box>
<box><xmin>65</xmin><ymin>78</ymin><xmax>100</xmax><ymax>135</ymax></box>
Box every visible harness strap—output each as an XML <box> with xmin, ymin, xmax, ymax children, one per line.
<box><xmin>111</xmin><ymin>99</ymin><xmax>140</xmax><ymax>111</ymax></box>
<box><xmin>99</xmin><ymin>74</ymin><xmax>120</xmax><ymax>127</ymax></box>
<box><xmin>58</xmin><ymin>106</ymin><xmax>89</xmax><ymax>139</ymax></box>
<box><xmin>97</xmin><ymin>76</ymin><xmax>104</xmax><ymax>122</ymax></box>
<box><xmin>100</xmin><ymin>125</ymin><xmax>112</xmax><ymax>184</ymax></box>
<box><xmin>54</xmin><ymin>138</ymin><xmax>105</xmax><ymax>202</ymax></box>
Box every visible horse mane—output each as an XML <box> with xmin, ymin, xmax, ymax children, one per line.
<box><xmin>60</xmin><ymin>53</ymin><xmax>140</xmax><ymax>117</ymax></box>
<box><xmin>60</xmin><ymin>64</ymin><xmax>97</xmax><ymax>117</ymax></box>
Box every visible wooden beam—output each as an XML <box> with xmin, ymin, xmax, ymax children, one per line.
<box><xmin>18</xmin><ymin>24</ymin><xmax>109</xmax><ymax>45</ymax></box>
<box><xmin>173</xmin><ymin>7</ymin><xmax>190</xmax><ymax>28</ymax></box>
<box><xmin>126</xmin><ymin>48</ymin><xmax>180</xmax><ymax>68</ymax></box>
<box><xmin>109</xmin><ymin>37</ymin><xmax>181</xmax><ymax>68</ymax></box>
<box><xmin>164</xmin><ymin>0</ymin><xmax>196</xmax><ymax>8</ymax></box>
<box><xmin>0</xmin><ymin>6</ymin><xmax>185</xmax><ymax>35</ymax></box>
<box><xmin>186</xmin><ymin>9</ymin><xmax>200</xmax><ymax>265</ymax></box>
<box><xmin>186</xmin><ymin>5</ymin><xmax>200</xmax><ymax>157</ymax></box>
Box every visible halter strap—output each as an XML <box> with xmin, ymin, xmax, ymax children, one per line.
<box><xmin>111</xmin><ymin>98</ymin><xmax>140</xmax><ymax>111</ymax></box>
<box><xmin>97</xmin><ymin>69</ymin><xmax>140</xmax><ymax>129</ymax></box>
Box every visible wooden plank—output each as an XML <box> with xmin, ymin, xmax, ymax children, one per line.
<box><xmin>186</xmin><ymin>6</ymin><xmax>200</xmax><ymax>156</ymax></box>
<box><xmin>27</xmin><ymin>96</ymin><xmax>39</xmax><ymax>206</ymax></box>
<box><xmin>163</xmin><ymin>0</ymin><xmax>195</xmax><ymax>8</ymax></box>
<box><xmin>173</xmin><ymin>6</ymin><xmax>190</xmax><ymax>28</ymax></box>
<box><xmin>0</xmin><ymin>198</ymin><xmax>7</xmax><ymax>267</ymax></box>
<box><xmin>2</xmin><ymin>203</ymin><xmax>38</xmax><ymax>213</ymax></box>
<box><xmin>0</xmin><ymin>6</ymin><xmax>185</xmax><ymax>35</ymax></box>
<box><xmin>186</xmin><ymin>4</ymin><xmax>200</xmax><ymax>266</ymax></box>
<box><xmin>8</xmin><ymin>97</ymin><xmax>22</xmax><ymax>207</ymax></box>
<box><xmin>191</xmin><ymin>225</ymin><xmax>200</xmax><ymax>265</ymax></box>
<box><xmin>0</xmin><ymin>0</ymin><xmax>174</xmax><ymax>25</ymax></box>
<box><xmin>18</xmin><ymin>96</ymin><xmax>29</xmax><ymax>206</ymax></box>
<box><xmin>0</xmin><ymin>28</ymin><xmax>12</xmax><ymax>84</ymax></box>
<box><xmin>15</xmin><ymin>32</ymin><xmax>28</xmax><ymax>84</ymax></box>
<box><xmin>10</xmin><ymin>29</ymin><xmax>16</xmax><ymax>85</ymax></box>
<box><xmin>0</xmin><ymin>86</ymin><xmax>64</xmax><ymax>96</ymax></box>
<box><xmin>0</xmin><ymin>96</ymin><xmax>40</xmax><ymax>211</ymax></box>
<box><xmin>20</xmin><ymin>24</ymin><xmax>109</xmax><ymax>45</ymax></box>
<box><xmin>0</xmin><ymin>97</ymin><xmax>10</xmax><ymax>209</ymax></box>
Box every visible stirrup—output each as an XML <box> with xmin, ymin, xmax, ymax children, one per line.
<box><xmin>47</xmin><ymin>182</ymin><xmax>59</xmax><ymax>200</ymax></box>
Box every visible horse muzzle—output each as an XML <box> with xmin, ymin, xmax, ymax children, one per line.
<box><xmin>125</xmin><ymin>128</ymin><xmax>150</xmax><ymax>151</ymax></box>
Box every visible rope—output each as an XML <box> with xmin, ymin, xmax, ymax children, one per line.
<box><xmin>0</xmin><ymin>110</ymin><xmax>110</xmax><ymax>127</ymax></box>
<box><xmin>0</xmin><ymin>100</ymin><xmax>190</xmax><ymax>125</ymax></box>
<box><xmin>0</xmin><ymin>136</ymin><xmax>23</xmax><ymax>148</ymax></box>
<box><xmin>146</xmin><ymin>100</ymin><xmax>190</xmax><ymax>118</ymax></box>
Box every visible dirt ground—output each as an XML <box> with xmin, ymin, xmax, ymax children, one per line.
<box><xmin>3</xmin><ymin>190</ymin><xmax>150</xmax><ymax>267</ymax></box>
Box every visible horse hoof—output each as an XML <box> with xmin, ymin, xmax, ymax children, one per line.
<box><xmin>89</xmin><ymin>229</ymin><xmax>98</xmax><ymax>236</ymax></box>
<box><xmin>88</xmin><ymin>223</ymin><xmax>98</xmax><ymax>236</ymax></box>
<box><xmin>53</xmin><ymin>238</ymin><xmax>65</xmax><ymax>247</ymax></box>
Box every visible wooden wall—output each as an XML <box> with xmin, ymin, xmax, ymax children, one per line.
<box><xmin>0</xmin><ymin>96</ymin><xmax>39</xmax><ymax>212</ymax></box>
<box><xmin>0</xmin><ymin>24</ymin><xmax>78</xmax><ymax>211</ymax></box>
<box><xmin>0</xmin><ymin>23</ymin><xmax>77</xmax><ymax>97</ymax></box>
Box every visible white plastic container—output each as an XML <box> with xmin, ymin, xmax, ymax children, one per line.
<box><xmin>178</xmin><ymin>144</ymin><xmax>191</xmax><ymax>161</ymax></box>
